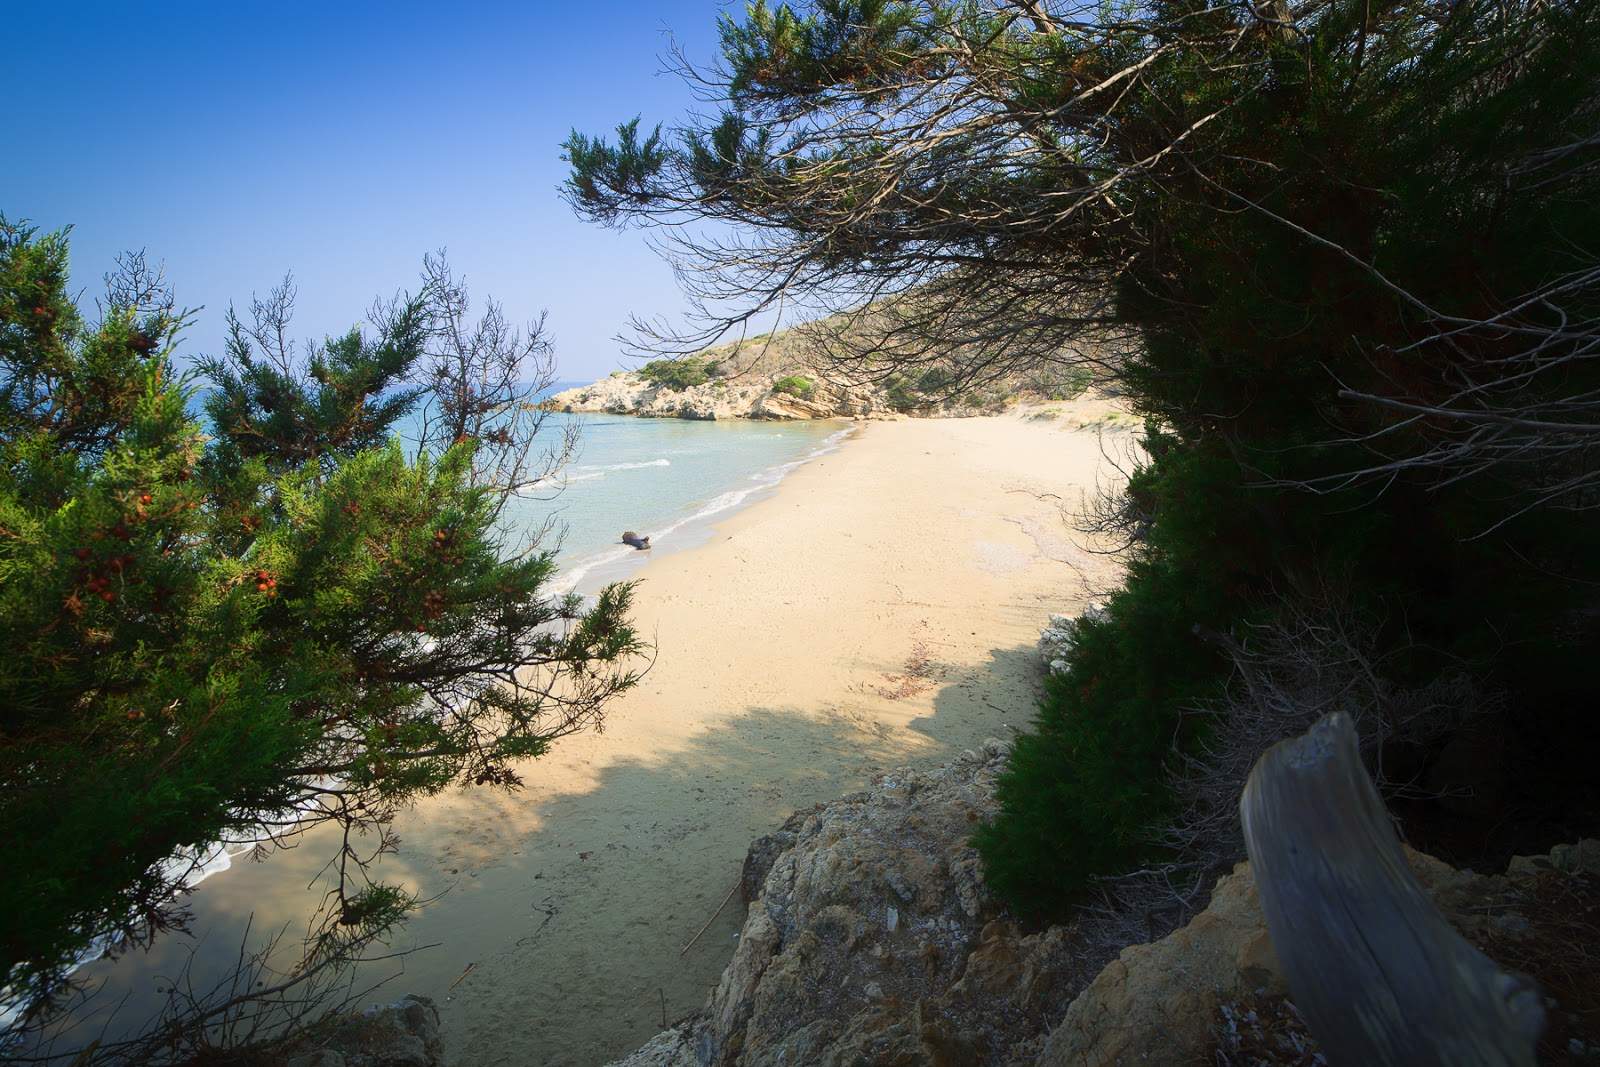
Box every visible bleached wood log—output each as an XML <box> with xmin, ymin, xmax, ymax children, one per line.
<box><xmin>1240</xmin><ymin>712</ymin><xmax>1544</xmax><ymax>1066</ymax></box>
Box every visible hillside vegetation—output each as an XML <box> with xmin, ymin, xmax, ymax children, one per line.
<box><xmin>554</xmin><ymin>306</ymin><xmax>1108</xmax><ymax>418</ymax></box>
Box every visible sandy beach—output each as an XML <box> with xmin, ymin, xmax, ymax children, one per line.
<box><xmin>54</xmin><ymin>400</ymin><xmax>1132</xmax><ymax>1066</ymax></box>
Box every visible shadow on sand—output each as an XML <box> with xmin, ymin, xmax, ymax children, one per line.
<box><xmin>26</xmin><ymin>641</ymin><xmax>1049</xmax><ymax>1067</ymax></box>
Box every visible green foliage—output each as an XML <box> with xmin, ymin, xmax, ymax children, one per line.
<box><xmin>914</xmin><ymin>366</ymin><xmax>950</xmax><ymax>394</ymax></box>
<box><xmin>880</xmin><ymin>366</ymin><xmax>958</xmax><ymax>411</ymax></box>
<box><xmin>198</xmin><ymin>279</ymin><xmax>426</xmax><ymax>481</ymax></box>
<box><xmin>1020</xmin><ymin>365</ymin><xmax>1092</xmax><ymax>402</ymax></box>
<box><xmin>720</xmin><ymin>0</ymin><xmax>931</xmax><ymax>103</ymax></box>
<box><xmin>975</xmin><ymin>439</ymin><xmax>1248</xmax><ymax>912</ymax></box>
<box><xmin>882</xmin><ymin>373</ymin><xmax>920</xmax><ymax>413</ymax></box>
<box><xmin>639</xmin><ymin>356</ymin><xmax>710</xmax><ymax>391</ymax></box>
<box><xmin>771</xmin><ymin>374</ymin><xmax>814</xmax><ymax>399</ymax></box>
<box><xmin>561</xmin><ymin>117</ymin><xmax>667</xmax><ymax>222</ymax></box>
<box><xmin>571</xmin><ymin>0</ymin><xmax>1600</xmax><ymax>917</ymax></box>
<box><xmin>0</xmin><ymin>220</ymin><xmax>644</xmax><ymax>1010</ymax></box>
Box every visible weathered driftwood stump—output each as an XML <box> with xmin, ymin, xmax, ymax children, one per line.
<box><xmin>1240</xmin><ymin>712</ymin><xmax>1544</xmax><ymax>1067</ymax></box>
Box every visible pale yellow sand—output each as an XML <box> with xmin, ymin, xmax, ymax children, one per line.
<box><xmin>56</xmin><ymin>400</ymin><xmax>1132</xmax><ymax>1066</ymax></box>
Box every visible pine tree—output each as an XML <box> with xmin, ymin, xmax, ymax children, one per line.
<box><xmin>567</xmin><ymin>0</ymin><xmax>1600</xmax><ymax>914</ymax></box>
<box><xmin>0</xmin><ymin>217</ymin><xmax>644</xmax><ymax>1017</ymax></box>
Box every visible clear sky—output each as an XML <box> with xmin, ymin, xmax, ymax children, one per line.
<box><xmin>7</xmin><ymin>1</ymin><xmax>742</xmax><ymax>383</ymax></box>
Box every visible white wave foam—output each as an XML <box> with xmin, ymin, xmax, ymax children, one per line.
<box><xmin>549</xmin><ymin>423</ymin><xmax>856</xmax><ymax>595</ymax></box>
<box><xmin>564</xmin><ymin>458</ymin><xmax>671</xmax><ymax>484</ymax></box>
<box><xmin>514</xmin><ymin>458</ymin><xmax>673</xmax><ymax>495</ymax></box>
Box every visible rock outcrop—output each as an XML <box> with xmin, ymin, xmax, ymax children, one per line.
<box><xmin>604</xmin><ymin>741</ymin><xmax>1095</xmax><ymax>1067</ymax></box>
<box><xmin>544</xmin><ymin>371</ymin><xmax>901</xmax><ymax>421</ymax></box>
<box><xmin>1036</xmin><ymin>606</ymin><xmax>1104</xmax><ymax>677</ymax></box>
<box><xmin>1035</xmin><ymin>846</ymin><xmax>1531</xmax><ymax>1066</ymax></box>
<box><xmin>603</xmin><ymin>725</ymin><xmax>1600</xmax><ymax>1067</ymax></box>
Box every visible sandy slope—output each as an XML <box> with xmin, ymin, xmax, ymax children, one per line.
<box><xmin>53</xmin><ymin>400</ymin><xmax>1133</xmax><ymax>1066</ymax></box>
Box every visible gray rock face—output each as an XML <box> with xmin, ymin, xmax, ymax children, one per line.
<box><xmin>740</xmin><ymin>803</ymin><xmax>825</xmax><ymax>904</ymax></box>
<box><xmin>606</xmin><ymin>741</ymin><xmax>1091</xmax><ymax>1067</ymax></box>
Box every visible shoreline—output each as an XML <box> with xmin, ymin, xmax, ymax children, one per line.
<box><xmin>550</xmin><ymin>419</ymin><xmax>859</xmax><ymax>597</ymax></box>
<box><xmin>48</xmin><ymin>399</ymin><xmax>1132</xmax><ymax>1066</ymax></box>
<box><xmin>432</xmin><ymin>400</ymin><xmax>1133</xmax><ymax>1064</ymax></box>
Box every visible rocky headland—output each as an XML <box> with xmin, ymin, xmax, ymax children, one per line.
<box><xmin>540</xmin><ymin>319</ymin><xmax>1107</xmax><ymax>421</ymax></box>
<box><xmin>542</xmin><ymin>368</ymin><xmax>900</xmax><ymax>421</ymax></box>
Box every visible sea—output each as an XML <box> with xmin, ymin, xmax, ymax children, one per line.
<box><xmin>504</xmin><ymin>389</ymin><xmax>853</xmax><ymax>594</ymax></box>
<box><xmin>3</xmin><ymin>382</ymin><xmax>853</xmax><ymax>1048</ymax></box>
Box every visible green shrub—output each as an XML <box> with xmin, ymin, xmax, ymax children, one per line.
<box><xmin>883</xmin><ymin>374</ymin><xmax>920</xmax><ymax>413</ymax></box>
<box><xmin>1025</xmin><ymin>365</ymin><xmax>1092</xmax><ymax>401</ymax></box>
<box><xmin>772</xmin><ymin>375</ymin><xmax>814</xmax><ymax>400</ymax></box>
<box><xmin>639</xmin><ymin>357</ymin><xmax>709</xmax><ymax>391</ymax></box>
<box><xmin>916</xmin><ymin>366</ymin><xmax>952</xmax><ymax>394</ymax></box>
<box><xmin>978</xmin><ymin>580</ymin><xmax>1232</xmax><ymax>915</ymax></box>
<box><xmin>975</xmin><ymin>437</ymin><xmax>1259</xmax><ymax>915</ymax></box>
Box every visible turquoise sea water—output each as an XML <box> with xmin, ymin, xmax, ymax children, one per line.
<box><xmin>190</xmin><ymin>382</ymin><xmax>850</xmax><ymax>591</ymax></box>
<box><xmin>509</xmin><ymin>407</ymin><xmax>852</xmax><ymax>594</ymax></box>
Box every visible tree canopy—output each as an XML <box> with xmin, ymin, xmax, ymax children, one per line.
<box><xmin>0</xmin><ymin>218</ymin><xmax>643</xmax><ymax>1035</ymax></box>
<box><xmin>570</xmin><ymin>0</ymin><xmax>1600</xmax><ymax>916</ymax></box>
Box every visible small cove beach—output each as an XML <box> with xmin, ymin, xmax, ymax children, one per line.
<box><xmin>47</xmin><ymin>399</ymin><xmax>1132</xmax><ymax>1066</ymax></box>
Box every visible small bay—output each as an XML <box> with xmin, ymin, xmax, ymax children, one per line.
<box><xmin>13</xmin><ymin>390</ymin><xmax>852</xmax><ymax>1056</ymax></box>
<box><xmin>509</xmin><ymin>402</ymin><xmax>852</xmax><ymax>593</ymax></box>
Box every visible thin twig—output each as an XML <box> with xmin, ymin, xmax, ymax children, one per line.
<box><xmin>448</xmin><ymin>962</ymin><xmax>477</xmax><ymax>990</ymax></box>
<box><xmin>679</xmin><ymin>882</ymin><xmax>741</xmax><ymax>957</ymax></box>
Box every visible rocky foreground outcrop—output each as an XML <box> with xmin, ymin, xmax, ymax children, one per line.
<box><xmin>605</xmin><ymin>740</ymin><xmax>1101</xmax><ymax>1066</ymax></box>
<box><xmin>604</xmin><ymin>742</ymin><xmax>1600</xmax><ymax>1067</ymax></box>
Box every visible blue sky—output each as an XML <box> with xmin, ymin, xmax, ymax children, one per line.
<box><xmin>7</xmin><ymin>1</ymin><xmax>743</xmax><ymax>382</ymax></box>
